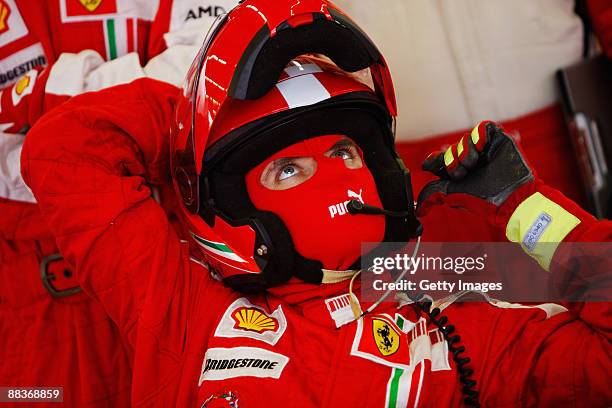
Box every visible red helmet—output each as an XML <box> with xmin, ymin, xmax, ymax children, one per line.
<box><xmin>171</xmin><ymin>0</ymin><xmax>421</xmax><ymax>292</ymax></box>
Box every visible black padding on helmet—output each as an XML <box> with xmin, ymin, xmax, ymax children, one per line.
<box><xmin>229</xmin><ymin>9</ymin><xmax>381</xmax><ymax>100</ymax></box>
<box><xmin>201</xmin><ymin>93</ymin><xmax>420</xmax><ymax>292</ymax></box>
<box><xmin>205</xmin><ymin>174</ymin><xmax>324</xmax><ymax>290</ymax></box>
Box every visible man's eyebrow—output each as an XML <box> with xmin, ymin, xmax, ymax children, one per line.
<box><xmin>327</xmin><ymin>138</ymin><xmax>354</xmax><ymax>151</ymax></box>
<box><xmin>269</xmin><ymin>157</ymin><xmax>299</xmax><ymax>169</ymax></box>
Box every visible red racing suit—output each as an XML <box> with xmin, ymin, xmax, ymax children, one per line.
<box><xmin>588</xmin><ymin>0</ymin><xmax>612</xmax><ymax>59</ymax></box>
<box><xmin>0</xmin><ymin>0</ymin><xmax>156</xmax><ymax>85</ymax></box>
<box><xmin>21</xmin><ymin>78</ymin><xmax>612</xmax><ymax>407</ymax></box>
<box><xmin>0</xmin><ymin>1</ymin><xmax>236</xmax><ymax>406</ymax></box>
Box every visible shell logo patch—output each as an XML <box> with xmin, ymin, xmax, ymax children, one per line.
<box><xmin>232</xmin><ymin>307</ymin><xmax>278</xmax><ymax>334</ymax></box>
<box><xmin>215</xmin><ymin>298</ymin><xmax>287</xmax><ymax>345</ymax></box>
<box><xmin>0</xmin><ymin>0</ymin><xmax>10</xmax><ymax>34</ymax></box>
<box><xmin>373</xmin><ymin>318</ymin><xmax>400</xmax><ymax>356</ymax></box>
<box><xmin>79</xmin><ymin>0</ymin><xmax>103</xmax><ymax>12</ymax></box>
<box><xmin>14</xmin><ymin>73</ymin><xmax>29</xmax><ymax>96</ymax></box>
<box><xmin>11</xmin><ymin>69</ymin><xmax>37</xmax><ymax>106</ymax></box>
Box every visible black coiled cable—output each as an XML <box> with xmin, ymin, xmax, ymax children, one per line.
<box><xmin>409</xmin><ymin>293</ymin><xmax>481</xmax><ymax>407</ymax></box>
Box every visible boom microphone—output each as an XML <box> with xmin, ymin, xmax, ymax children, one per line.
<box><xmin>346</xmin><ymin>200</ymin><xmax>410</xmax><ymax>218</ymax></box>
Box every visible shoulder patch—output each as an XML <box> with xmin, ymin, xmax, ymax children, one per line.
<box><xmin>61</xmin><ymin>0</ymin><xmax>117</xmax><ymax>21</ymax></box>
<box><xmin>325</xmin><ymin>294</ymin><xmax>354</xmax><ymax>328</ymax></box>
<box><xmin>0</xmin><ymin>0</ymin><xmax>10</xmax><ymax>35</ymax></box>
<box><xmin>60</xmin><ymin>0</ymin><xmax>158</xmax><ymax>23</ymax></box>
<box><xmin>214</xmin><ymin>297</ymin><xmax>287</xmax><ymax>345</ymax></box>
<box><xmin>350</xmin><ymin>314</ymin><xmax>450</xmax><ymax>372</ymax></box>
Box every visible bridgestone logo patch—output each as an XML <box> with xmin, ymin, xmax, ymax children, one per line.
<box><xmin>0</xmin><ymin>55</ymin><xmax>45</xmax><ymax>86</ymax></box>
<box><xmin>523</xmin><ymin>212</ymin><xmax>552</xmax><ymax>252</ymax></box>
<box><xmin>205</xmin><ymin>357</ymin><xmax>278</xmax><ymax>371</ymax></box>
<box><xmin>198</xmin><ymin>347</ymin><xmax>289</xmax><ymax>384</ymax></box>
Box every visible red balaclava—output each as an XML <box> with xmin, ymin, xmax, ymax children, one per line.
<box><xmin>245</xmin><ymin>134</ymin><xmax>386</xmax><ymax>271</ymax></box>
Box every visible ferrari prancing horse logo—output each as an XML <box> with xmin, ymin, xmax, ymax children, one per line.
<box><xmin>79</xmin><ymin>0</ymin><xmax>103</xmax><ymax>12</ymax></box>
<box><xmin>373</xmin><ymin>318</ymin><xmax>400</xmax><ymax>356</ymax></box>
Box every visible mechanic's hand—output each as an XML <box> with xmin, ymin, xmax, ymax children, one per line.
<box><xmin>416</xmin><ymin>121</ymin><xmax>534</xmax><ymax>218</ymax></box>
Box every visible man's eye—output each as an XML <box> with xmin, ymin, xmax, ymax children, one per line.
<box><xmin>331</xmin><ymin>148</ymin><xmax>352</xmax><ymax>160</ymax></box>
<box><xmin>278</xmin><ymin>165</ymin><xmax>298</xmax><ymax>181</ymax></box>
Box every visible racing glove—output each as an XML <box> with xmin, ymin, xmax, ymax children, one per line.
<box><xmin>417</xmin><ymin>121</ymin><xmax>595</xmax><ymax>270</ymax></box>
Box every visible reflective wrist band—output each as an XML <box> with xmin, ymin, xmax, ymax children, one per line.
<box><xmin>505</xmin><ymin>192</ymin><xmax>581</xmax><ymax>271</ymax></box>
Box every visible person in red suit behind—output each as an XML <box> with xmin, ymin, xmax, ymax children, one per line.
<box><xmin>0</xmin><ymin>0</ymin><xmax>237</xmax><ymax>406</ymax></box>
<box><xmin>589</xmin><ymin>0</ymin><xmax>612</xmax><ymax>59</ymax></box>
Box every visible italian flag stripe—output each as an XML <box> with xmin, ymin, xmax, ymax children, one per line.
<box><xmin>386</xmin><ymin>315</ymin><xmax>409</xmax><ymax>408</ymax></box>
<box><xmin>105</xmin><ymin>19</ymin><xmax>118</xmax><ymax>60</ymax></box>
<box><xmin>191</xmin><ymin>234</ymin><xmax>248</xmax><ymax>263</ymax></box>
<box><xmin>396</xmin><ymin>315</ymin><xmax>405</xmax><ymax>330</ymax></box>
<box><xmin>192</xmin><ymin>235</ymin><xmax>233</xmax><ymax>253</ymax></box>
<box><xmin>388</xmin><ymin>368</ymin><xmax>404</xmax><ymax>408</ymax></box>
<box><xmin>126</xmin><ymin>18</ymin><xmax>135</xmax><ymax>53</ymax></box>
<box><xmin>114</xmin><ymin>17</ymin><xmax>129</xmax><ymax>57</ymax></box>
<box><xmin>104</xmin><ymin>17</ymin><xmax>131</xmax><ymax>60</ymax></box>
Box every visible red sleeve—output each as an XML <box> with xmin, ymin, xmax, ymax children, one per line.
<box><xmin>527</xmin><ymin>302</ymin><xmax>612</xmax><ymax>406</ymax></box>
<box><xmin>147</xmin><ymin>0</ymin><xmax>173</xmax><ymax>58</ymax></box>
<box><xmin>535</xmin><ymin>187</ymin><xmax>612</xmax><ymax>405</ymax></box>
<box><xmin>20</xmin><ymin>78</ymin><xmax>189</xmax><ymax>357</ymax></box>
<box><xmin>493</xmin><ymin>181</ymin><xmax>612</xmax><ymax>404</ymax></box>
<box><xmin>22</xmin><ymin>78</ymin><xmax>238</xmax><ymax>405</ymax></box>
<box><xmin>0</xmin><ymin>66</ymin><xmax>58</xmax><ymax>133</ymax></box>
<box><xmin>526</xmin><ymin>186</ymin><xmax>611</xmax><ymax>335</ymax></box>
<box><xmin>587</xmin><ymin>0</ymin><xmax>612</xmax><ymax>58</ymax></box>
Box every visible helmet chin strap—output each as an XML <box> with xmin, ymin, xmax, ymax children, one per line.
<box><xmin>348</xmin><ymin>235</ymin><xmax>422</xmax><ymax>320</ymax></box>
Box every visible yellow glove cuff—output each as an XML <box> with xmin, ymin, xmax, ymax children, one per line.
<box><xmin>506</xmin><ymin>192</ymin><xmax>581</xmax><ymax>271</ymax></box>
